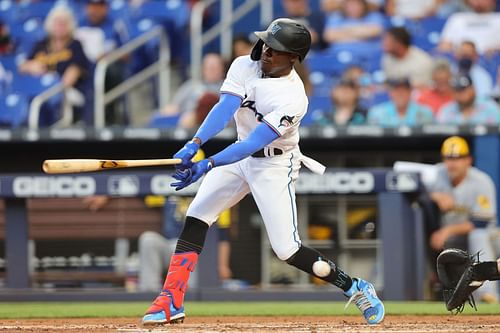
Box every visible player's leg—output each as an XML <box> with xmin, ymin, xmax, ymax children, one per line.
<box><xmin>247</xmin><ymin>155</ymin><xmax>384</xmax><ymax>324</ymax></box>
<box><xmin>142</xmin><ymin>163</ymin><xmax>250</xmax><ymax>325</ymax></box>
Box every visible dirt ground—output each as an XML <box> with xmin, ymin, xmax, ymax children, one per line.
<box><xmin>1</xmin><ymin>315</ymin><xmax>500</xmax><ymax>333</ymax></box>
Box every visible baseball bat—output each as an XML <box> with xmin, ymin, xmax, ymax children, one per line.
<box><xmin>42</xmin><ymin>158</ymin><xmax>182</xmax><ymax>174</ymax></box>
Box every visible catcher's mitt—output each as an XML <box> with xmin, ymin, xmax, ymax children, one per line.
<box><xmin>436</xmin><ymin>248</ymin><xmax>484</xmax><ymax>313</ymax></box>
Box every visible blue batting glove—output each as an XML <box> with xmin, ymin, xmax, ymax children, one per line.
<box><xmin>173</xmin><ymin>139</ymin><xmax>200</xmax><ymax>170</ymax></box>
<box><xmin>171</xmin><ymin>159</ymin><xmax>213</xmax><ymax>191</ymax></box>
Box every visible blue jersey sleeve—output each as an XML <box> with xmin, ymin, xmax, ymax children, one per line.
<box><xmin>194</xmin><ymin>93</ymin><xmax>241</xmax><ymax>144</ymax></box>
<box><xmin>210</xmin><ymin>122</ymin><xmax>279</xmax><ymax>167</ymax></box>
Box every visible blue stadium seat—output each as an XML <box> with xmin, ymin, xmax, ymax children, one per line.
<box><xmin>306</xmin><ymin>51</ymin><xmax>356</xmax><ymax>77</ymax></box>
<box><xmin>9</xmin><ymin>18</ymin><xmax>45</xmax><ymax>53</ymax></box>
<box><xmin>273</xmin><ymin>0</ymin><xmax>321</xmax><ymax>16</ymax></box>
<box><xmin>0</xmin><ymin>0</ymin><xmax>17</xmax><ymax>24</ymax></box>
<box><xmin>131</xmin><ymin>0</ymin><xmax>189</xmax><ymax>29</ymax></box>
<box><xmin>11</xmin><ymin>73</ymin><xmax>60</xmax><ymax>97</ymax></box>
<box><xmin>0</xmin><ymin>93</ymin><xmax>28</xmax><ymax>127</ymax></box>
<box><xmin>309</xmin><ymin>71</ymin><xmax>336</xmax><ymax>97</ymax></box>
<box><xmin>108</xmin><ymin>0</ymin><xmax>131</xmax><ymax>21</ymax></box>
<box><xmin>303</xmin><ymin>95</ymin><xmax>331</xmax><ymax>126</ymax></box>
<box><xmin>389</xmin><ymin>15</ymin><xmax>446</xmax><ymax>52</ymax></box>
<box><xmin>479</xmin><ymin>52</ymin><xmax>500</xmax><ymax>81</ymax></box>
<box><xmin>147</xmin><ymin>113</ymin><xmax>180</xmax><ymax>128</ymax></box>
<box><xmin>17</xmin><ymin>1</ymin><xmax>55</xmax><ymax>21</ymax></box>
<box><xmin>129</xmin><ymin>0</ymin><xmax>190</xmax><ymax>65</ymax></box>
<box><xmin>0</xmin><ymin>54</ymin><xmax>20</xmax><ymax>73</ymax></box>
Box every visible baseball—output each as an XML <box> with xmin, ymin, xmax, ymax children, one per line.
<box><xmin>312</xmin><ymin>260</ymin><xmax>331</xmax><ymax>277</ymax></box>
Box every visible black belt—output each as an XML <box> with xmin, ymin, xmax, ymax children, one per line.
<box><xmin>251</xmin><ymin>147</ymin><xmax>284</xmax><ymax>158</ymax></box>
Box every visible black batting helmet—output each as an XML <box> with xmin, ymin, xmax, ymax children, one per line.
<box><xmin>250</xmin><ymin>18</ymin><xmax>311</xmax><ymax>62</ymax></box>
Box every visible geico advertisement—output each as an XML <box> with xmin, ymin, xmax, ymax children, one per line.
<box><xmin>12</xmin><ymin>176</ymin><xmax>96</xmax><ymax>197</ymax></box>
<box><xmin>295</xmin><ymin>172</ymin><xmax>375</xmax><ymax>193</ymax></box>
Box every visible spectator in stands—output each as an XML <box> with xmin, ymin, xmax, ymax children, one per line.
<box><xmin>321</xmin><ymin>0</ymin><xmax>383</xmax><ymax>12</ymax></box>
<box><xmin>382</xmin><ymin>27</ymin><xmax>434</xmax><ymax>88</ymax></box>
<box><xmin>281</xmin><ymin>0</ymin><xmax>327</xmax><ymax>50</ymax></box>
<box><xmin>166</xmin><ymin>53</ymin><xmax>225</xmax><ymax>128</ymax></box>
<box><xmin>19</xmin><ymin>6</ymin><xmax>91</xmax><ymax>126</ymax></box>
<box><xmin>415</xmin><ymin>59</ymin><xmax>454</xmax><ymax>114</ymax></box>
<box><xmin>76</xmin><ymin>0</ymin><xmax>130</xmax><ymax>125</ymax></box>
<box><xmin>454</xmin><ymin>41</ymin><xmax>494</xmax><ymax>98</ymax></box>
<box><xmin>437</xmin><ymin>74</ymin><xmax>500</xmax><ymax>124</ymax></box>
<box><xmin>439</xmin><ymin>0</ymin><xmax>500</xmax><ymax>54</ymax></box>
<box><xmin>341</xmin><ymin>65</ymin><xmax>379</xmax><ymax>106</ymax></box>
<box><xmin>427</xmin><ymin>136</ymin><xmax>498</xmax><ymax>303</ymax></box>
<box><xmin>180</xmin><ymin>92</ymin><xmax>220</xmax><ymax>130</ymax></box>
<box><xmin>77</xmin><ymin>0</ymin><xmax>129</xmax><ymax>62</ymax></box>
<box><xmin>0</xmin><ymin>21</ymin><xmax>14</xmax><ymax>55</ymax></box>
<box><xmin>323</xmin><ymin>0</ymin><xmax>385</xmax><ymax>60</ymax></box>
<box><xmin>319</xmin><ymin>79</ymin><xmax>366</xmax><ymax>125</ymax></box>
<box><xmin>368</xmin><ymin>78</ymin><xmax>434</xmax><ymax>127</ymax></box>
<box><xmin>384</xmin><ymin>0</ymin><xmax>461</xmax><ymax>19</ymax></box>
<box><xmin>231</xmin><ymin>35</ymin><xmax>253</xmax><ymax>61</ymax></box>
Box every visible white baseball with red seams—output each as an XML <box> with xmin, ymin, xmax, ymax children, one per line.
<box><xmin>312</xmin><ymin>260</ymin><xmax>331</xmax><ymax>277</ymax></box>
<box><xmin>186</xmin><ymin>55</ymin><xmax>324</xmax><ymax>261</ymax></box>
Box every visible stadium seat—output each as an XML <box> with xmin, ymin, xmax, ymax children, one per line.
<box><xmin>0</xmin><ymin>92</ymin><xmax>28</xmax><ymax>127</ymax></box>
<box><xmin>389</xmin><ymin>15</ymin><xmax>446</xmax><ymax>52</ymax></box>
<box><xmin>108</xmin><ymin>0</ymin><xmax>130</xmax><ymax>21</ymax></box>
<box><xmin>147</xmin><ymin>113</ymin><xmax>180</xmax><ymax>128</ymax></box>
<box><xmin>11</xmin><ymin>73</ymin><xmax>60</xmax><ymax>97</ymax></box>
<box><xmin>479</xmin><ymin>52</ymin><xmax>500</xmax><ymax>81</ymax></box>
<box><xmin>309</xmin><ymin>71</ymin><xmax>336</xmax><ymax>98</ymax></box>
<box><xmin>0</xmin><ymin>54</ymin><xmax>20</xmax><ymax>73</ymax></box>
<box><xmin>0</xmin><ymin>0</ymin><xmax>17</xmax><ymax>24</ymax></box>
<box><xmin>131</xmin><ymin>0</ymin><xmax>189</xmax><ymax>29</ymax></box>
<box><xmin>9</xmin><ymin>18</ymin><xmax>46</xmax><ymax>54</ymax></box>
<box><xmin>16</xmin><ymin>1</ymin><xmax>56</xmax><ymax>21</ymax></box>
<box><xmin>303</xmin><ymin>95</ymin><xmax>331</xmax><ymax>126</ymax></box>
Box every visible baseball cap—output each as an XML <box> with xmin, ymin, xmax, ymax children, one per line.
<box><xmin>441</xmin><ymin>136</ymin><xmax>470</xmax><ymax>158</ymax></box>
<box><xmin>451</xmin><ymin>74</ymin><xmax>473</xmax><ymax>91</ymax></box>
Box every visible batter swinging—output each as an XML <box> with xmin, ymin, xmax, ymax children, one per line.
<box><xmin>142</xmin><ymin>18</ymin><xmax>385</xmax><ymax>326</ymax></box>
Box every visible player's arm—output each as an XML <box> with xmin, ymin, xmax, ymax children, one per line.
<box><xmin>173</xmin><ymin>93</ymin><xmax>241</xmax><ymax>168</ymax></box>
<box><xmin>193</xmin><ymin>93</ymin><xmax>242</xmax><ymax>144</ymax></box>
<box><xmin>210</xmin><ymin>122</ymin><xmax>279</xmax><ymax>166</ymax></box>
<box><xmin>171</xmin><ymin>123</ymin><xmax>279</xmax><ymax>191</ymax></box>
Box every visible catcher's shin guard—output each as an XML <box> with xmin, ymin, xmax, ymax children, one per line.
<box><xmin>144</xmin><ymin>252</ymin><xmax>198</xmax><ymax>323</ymax></box>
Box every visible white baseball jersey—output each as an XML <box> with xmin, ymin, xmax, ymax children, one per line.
<box><xmin>187</xmin><ymin>55</ymin><xmax>314</xmax><ymax>261</ymax></box>
<box><xmin>220</xmin><ymin>55</ymin><xmax>308</xmax><ymax>152</ymax></box>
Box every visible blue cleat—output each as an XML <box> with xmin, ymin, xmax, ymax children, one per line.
<box><xmin>344</xmin><ymin>278</ymin><xmax>385</xmax><ymax>325</ymax></box>
<box><xmin>142</xmin><ymin>293</ymin><xmax>185</xmax><ymax>326</ymax></box>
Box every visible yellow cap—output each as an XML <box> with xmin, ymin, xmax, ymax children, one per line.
<box><xmin>441</xmin><ymin>136</ymin><xmax>470</xmax><ymax>158</ymax></box>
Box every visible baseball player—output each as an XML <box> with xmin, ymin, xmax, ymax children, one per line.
<box><xmin>142</xmin><ymin>18</ymin><xmax>385</xmax><ymax>326</ymax></box>
<box><xmin>428</xmin><ymin>136</ymin><xmax>498</xmax><ymax>302</ymax></box>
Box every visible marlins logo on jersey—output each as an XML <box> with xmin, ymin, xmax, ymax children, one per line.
<box><xmin>279</xmin><ymin>115</ymin><xmax>297</xmax><ymax>128</ymax></box>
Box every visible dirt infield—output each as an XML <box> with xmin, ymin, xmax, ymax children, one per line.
<box><xmin>1</xmin><ymin>315</ymin><xmax>500</xmax><ymax>333</ymax></box>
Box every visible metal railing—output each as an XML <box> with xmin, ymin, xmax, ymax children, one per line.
<box><xmin>28</xmin><ymin>83</ymin><xmax>72</xmax><ymax>130</ymax></box>
<box><xmin>190</xmin><ymin>0</ymin><xmax>273</xmax><ymax>80</ymax></box>
<box><xmin>94</xmin><ymin>25</ymin><xmax>170</xmax><ymax>128</ymax></box>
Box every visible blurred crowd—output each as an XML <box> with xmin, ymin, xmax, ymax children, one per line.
<box><xmin>1</xmin><ymin>0</ymin><xmax>500</xmax><ymax>129</ymax></box>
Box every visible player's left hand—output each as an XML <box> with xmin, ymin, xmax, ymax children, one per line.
<box><xmin>171</xmin><ymin>159</ymin><xmax>213</xmax><ymax>191</ymax></box>
<box><xmin>173</xmin><ymin>139</ymin><xmax>200</xmax><ymax>170</ymax></box>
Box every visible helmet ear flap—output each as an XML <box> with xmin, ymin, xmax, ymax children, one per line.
<box><xmin>250</xmin><ymin>39</ymin><xmax>264</xmax><ymax>61</ymax></box>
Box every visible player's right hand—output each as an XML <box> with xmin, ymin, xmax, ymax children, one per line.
<box><xmin>173</xmin><ymin>139</ymin><xmax>200</xmax><ymax>170</ymax></box>
<box><xmin>171</xmin><ymin>159</ymin><xmax>213</xmax><ymax>191</ymax></box>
